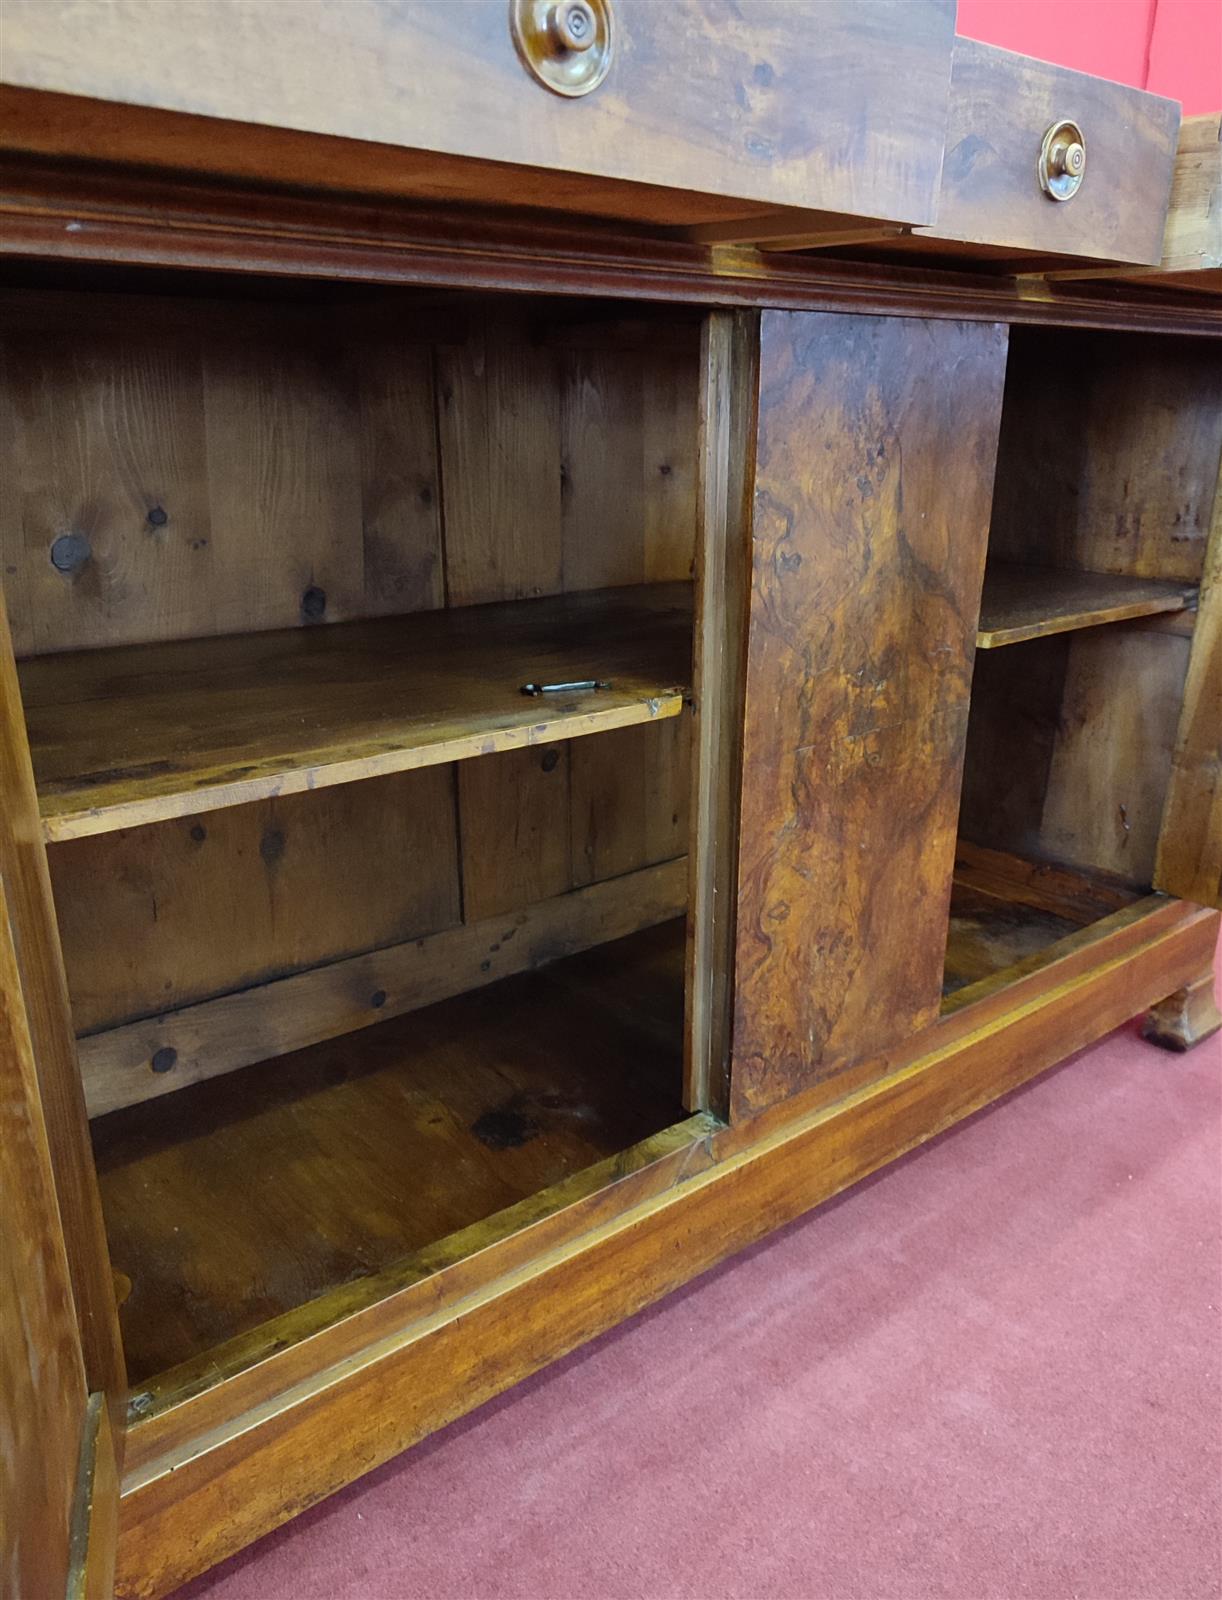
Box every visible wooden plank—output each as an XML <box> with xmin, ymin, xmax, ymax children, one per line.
<box><xmin>943</xmin><ymin>845</ymin><xmax>1141</xmax><ymax>999</ymax></box>
<box><xmin>20</xmin><ymin>582</ymin><xmax>693</xmax><ymax>841</ymax></box>
<box><xmin>1156</xmin><ymin>459</ymin><xmax>1222</xmax><ymax>909</ymax></box>
<box><xmin>457</xmin><ymin>743</ymin><xmax>573</xmax><ymax>924</ymax></box>
<box><xmin>0</xmin><ymin>592</ymin><xmax>126</xmax><ymax>1403</ymax></box>
<box><xmin>1160</xmin><ymin>113</ymin><xmax>1222</xmax><ymax>273</ymax></box>
<box><xmin>0</xmin><ymin>869</ymin><xmax>93</xmax><ymax>1600</ymax></box>
<box><xmin>988</xmin><ymin>328</ymin><xmax>1222</xmax><ymax>586</ymax></box>
<box><xmin>113</xmin><ymin>897</ymin><xmax>1220</xmax><ymax>1599</ymax></box>
<box><xmin>0</xmin><ymin>287</ymin><xmax>447</xmax><ymax>657</ymax></box>
<box><xmin>731</xmin><ymin>311</ymin><xmax>1008</xmax><ymax>1117</ymax></box>
<box><xmin>570</xmin><ymin>717</ymin><xmax>690</xmax><ymax>888</ymax></box>
<box><xmin>976</xmin><ymin>564</ymin><xmax>1197</xmax><ymax>648</ymax></box>
<box><xmin>559</xmin><ymin>346</ymin><xmax>645</xmax><ymax>591</ymax></box>
<box><xmin>93</xmin><ymin>919</ymin><xmax>689</xmax><ymax>1383</ymax></box>
<box><xmin>958</xmin><ymin>633</ymin><xmax>1071</xmax><ymax>862</ymax></box>
<box><xmin>642</xmin><ymin>351</ymin><xmax>699</xmax><ymax>584</ymax></box>
<box><xmin>1040</xmin><ymin>627</ymin><xmax>1191</xmax><ymax>884</ymax></box>
<box><xmin>684</xmin><ymin>311</ymin><xmax>757</xmax><ymax>1115</ymax></box>
<box><xmin>77</xmin><ymin>856</ymin><xmax>688</xmax><ymax>1117</ymax></box>
<box><xmin>353</xmin><ymin>332</ymin><xmax>445</xmax><ymax>616</ymax></box>
<box><xmin>50</xmin><ymin>766</ymin><xmax>462</xmax><ymax>1035</ymax></box>
<box><xmin>201</xmin><ymin>323</ymin><xmax>364</xmax><ymax>632</ymax></box>
<box><xmin>0</xmin><ymin>314</ymin><xmax>213</xmax><ymax>658</ymax></box>
<box><xmin>0</xmin><ymin>2</ymin><xmax>956</xmax><ymax>228</ymax></box>
<box><xmin>437</xmin><ymin>312</ymin><xmax>562</xmax><ymax>607</ymax></box>
<box><xmin>952</xmin><ymin>841</ymin><xmax>1136</xmax><ymax>926</ymax></box>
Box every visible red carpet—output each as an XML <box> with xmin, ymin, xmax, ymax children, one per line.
<box><xmin>180</xmin><ymin>956</ymin><xmax>1222</xmax><ymax>1600</ymax></box>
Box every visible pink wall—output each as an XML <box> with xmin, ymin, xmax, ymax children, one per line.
<box><xmin>957</xmin><ymin>0</ymin><xmax>1222</xmax><ymax>114</ymax></box>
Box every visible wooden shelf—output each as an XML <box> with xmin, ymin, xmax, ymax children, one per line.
<box><xmin>975</xmin><ymin>563</ymin><xmax>1197</xmax><ymax>649</ymax></box>
<box><xmin>21</xmin><ymin>583</ymin><xmax>693</xmax><ymax>842</ymax></box>
<box><xmin>943</xmin><ymin>841</ymin><xmax>1140</xmax><ymax>1001</ymax></box>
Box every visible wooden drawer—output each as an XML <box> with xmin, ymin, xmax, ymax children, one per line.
<box><xmin>0</xmin><ymin>0</ymin><xmax>956</xmax><ymax>232</ymax></box>
<box><xmin>920</xmin><ymin>38</ymin><xmax>1181</xmax><ymax>264</ymax></box>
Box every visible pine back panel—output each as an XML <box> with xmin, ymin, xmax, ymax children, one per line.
<box><xmin>1</xmin><ymin>286</ymin><xmax>698</xmax><ymax>1051</ymax></box>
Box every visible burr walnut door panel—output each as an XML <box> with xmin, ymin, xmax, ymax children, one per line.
<box><xmin>730</xmin><ymin>310</ymin><xmax>1008</xmax><ymax>1119</ymax></box>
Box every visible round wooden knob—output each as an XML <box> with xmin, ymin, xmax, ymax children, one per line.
<box><xmin>548</xmin><ymin>2</ymin><xmax>596</xmax><ymax>52</ymax></box>
<box><xmin>1039</xmin><ymin>120</ymin><xmax>1087</xmax><ymax>201</ymax></box>
<box><xmin>511</xmin><ymin>0</ymin><xmax>612</xmax><ymax>96</ymax></box>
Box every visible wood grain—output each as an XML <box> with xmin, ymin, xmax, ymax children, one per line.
<box><xmin>21</xmin><ymin>583</ymin><xmax>692</xmax><ymax>840</ymax></box>
<box><xmin>920</xmin><ymin>37</ymin><xmax>1179</xmax><ymax>266</ymax></box>
<box><xmin>731</xmin><ymin>311</ymin><xmax>1008</xmax><ymax>1116</ymax></box>
<box><xmin>50</xmin><ymin>766</ymin><xmax>462</xmax><ymax>1035</ymax></box>
<box><xmin>685</xmin><ymin>311</ymin><xmax>757</xmax><ymax>1114</ymax></box>
<box><xmin>1160</xmin><ymin>114</ymin><xmax>1222</xmax><ymax>273</ymax></box>
<box><xmin>0</xmin><ymin>870</ymin><xmax>91</xmax><ymax>1600</ymax></box>
<box><xmin>989</xmin><ymin>328</ymin><xmax>1222</xmax><ymax>586</ymax></box>
<box><xmin>1039</xmin><ymin>627</ymin><xmax>1191</xmax><ymax>884</ymax></box>
<box><xmin>0</xmin><ymin>1</ymin><xmax>956</xmax><ymax>228</ymax></box>
<box><xmin>1156</xmin><ymin>456</ymin><xmax>1222</xmax><ymax>909</ymax></box>
<box><xmin>93</xmin><ymin>918</ymin><xmax>689</xmax><ymax>1383</ymax></box>
<box><xmin>76</xmin><ymin>857</ymin><xmax>687</xmax><ymax>1118</ymax></box>
<box><xmin>0</xmin><ymin>290</ymin><xmax>699</xmax><ymax>658</ymax></box>
<box><xmin>0</xmin><ymin>594</ymin><xmax>126</xmax><ymax>1403</ymax></box>
<box><xmin>113</xmin><ymin>896</ymin><xmax>1221</xmax><ymax>1599</ymax></box>
<box><xmin>943</xmin><ymin>842</ymin><xmax>1138</xmax><ymax>998</ymax></box>
<box><xmin>976</xmin><ymin>564</ymin><xmax>1197</xmax><ymax>648</ymax></box>
<box><xmin>961</xmin><ymin>624</ymin><xmax>1193</xmax><ymax>889</ymax></box>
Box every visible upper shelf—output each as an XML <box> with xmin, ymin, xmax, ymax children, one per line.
<box><xmin>21</xmin><ymin>583</ymin><xmax>692</xmax><ymax>843</ymax></box>
<box><xmin>976</xmin><ymin>564</ymin><xmax>1197</xmax><ymax>650</ymax></box>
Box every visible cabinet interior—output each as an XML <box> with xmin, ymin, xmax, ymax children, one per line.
<box><xmin>5</xmin><ymin>274</ymin><xmax>1217</xmax><ymax>1419</ymax></box>
<box><xmin>946</xmin><ymin>325</ymin><xmax>1222</xmax><ymax>1004</ymax></box>
<box><xmin>1</xmin><ymin>271</ymin><xmax>706</xmax><ymax>1406</ymax></box>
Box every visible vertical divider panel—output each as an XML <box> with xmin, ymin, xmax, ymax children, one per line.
<box><xmin>685</xmin><ymin>311</ymin><xmax>759</xmax><ymax>1115</ymax></box>
<box><xmin>730</xmin><ymin>311</ymin><xmax>1009</xmax><ymax>1119</ymax></box>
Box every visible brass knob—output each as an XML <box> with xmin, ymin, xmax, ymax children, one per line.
<box><xmin>511</xmin><ymin>0</ymin><xmax>613</xmax><ymax>97</ymax></box>
<box><xmin>548</xmin><ymin>2</ymin><xmax>596</xmax><ymax>52</ymax></box>
<box><xmin>1038</xmin><ymin>120</ymin><xmax>1087</xmax><ymax>201</ymax></box>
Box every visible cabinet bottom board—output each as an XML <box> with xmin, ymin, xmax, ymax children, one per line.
<box><xmin>93</xmin><ymin>919</ymin><xmax>689</xmax><ymax>1385</ymax></box>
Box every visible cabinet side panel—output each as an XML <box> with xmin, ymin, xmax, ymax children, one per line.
<box><xmin>0</xmin><ymin>594</ymin><xmax>125</xmax><ymax>1395</ymax></box>
<box><xmin>0</xmin><ymin>871</ymin><xmax>91</xmax><ymax>1600</ymax></box>
<box><xmin>1156</xmin><ymin>464</ymin><xmax>1222</xmax><ymax>909</ymax></box>
<box><xmin>731</xmin><ymin>311</ymin><xmax>1008</xmax><ymax>1118</ymax></box>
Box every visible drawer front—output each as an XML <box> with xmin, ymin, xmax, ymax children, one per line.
<box><xmin>0</xmin><ymin>0</ymin><xmax>955</xmax><ymax>228</ymax></box>
<box><xmin>925</xmin><ymin>39</ymin><xmax>1181</xmax><ymax>264</ymax></box>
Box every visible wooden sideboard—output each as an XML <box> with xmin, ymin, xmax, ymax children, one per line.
<box><xmin>2</xmin><ymin>10</ymin><xmax>1219</xmax><ymax>1598</ymax></box>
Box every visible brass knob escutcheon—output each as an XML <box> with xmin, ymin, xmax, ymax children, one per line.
<box><xmin>1038</xmin><ymin>120</ymin><xmax>1086</xmax><ymax>201</ymax></box>
<box><xmin>511</xmin><ymin>0</ymin><xmax>613</xmax><ymax>97</ymax></box>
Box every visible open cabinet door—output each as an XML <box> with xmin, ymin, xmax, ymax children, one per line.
<box><xmin>1</xmin><ymin>869</ymin><xmax>118</xmax><ymax>1599</ymax></box>
<box><xmin>1156</xmin><ymin>475</ymin><xmax>1222</xmax><ymax>910</ymax></box>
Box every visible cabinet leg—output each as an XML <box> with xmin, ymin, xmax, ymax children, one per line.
<box><xmin>1141</xmin><ymin>971</ymin><xmax>1222</xmax><ymax>1053</ymax></box>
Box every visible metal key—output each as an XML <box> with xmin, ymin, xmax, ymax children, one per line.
<box><xmin>520</xmin><ymin>679</ymin><xmax>612</xmax><ymax>697</ymax></box>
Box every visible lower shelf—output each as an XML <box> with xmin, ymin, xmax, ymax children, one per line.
<box><xmin>93</xmin><ymin>918</ymin><xmax>689</xmax><ymax>1387</ymax></box>
<box><xmin>944</xmin><ymin>841</ymin><xmax>1141</xmax><ymax>999</ymax></box>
